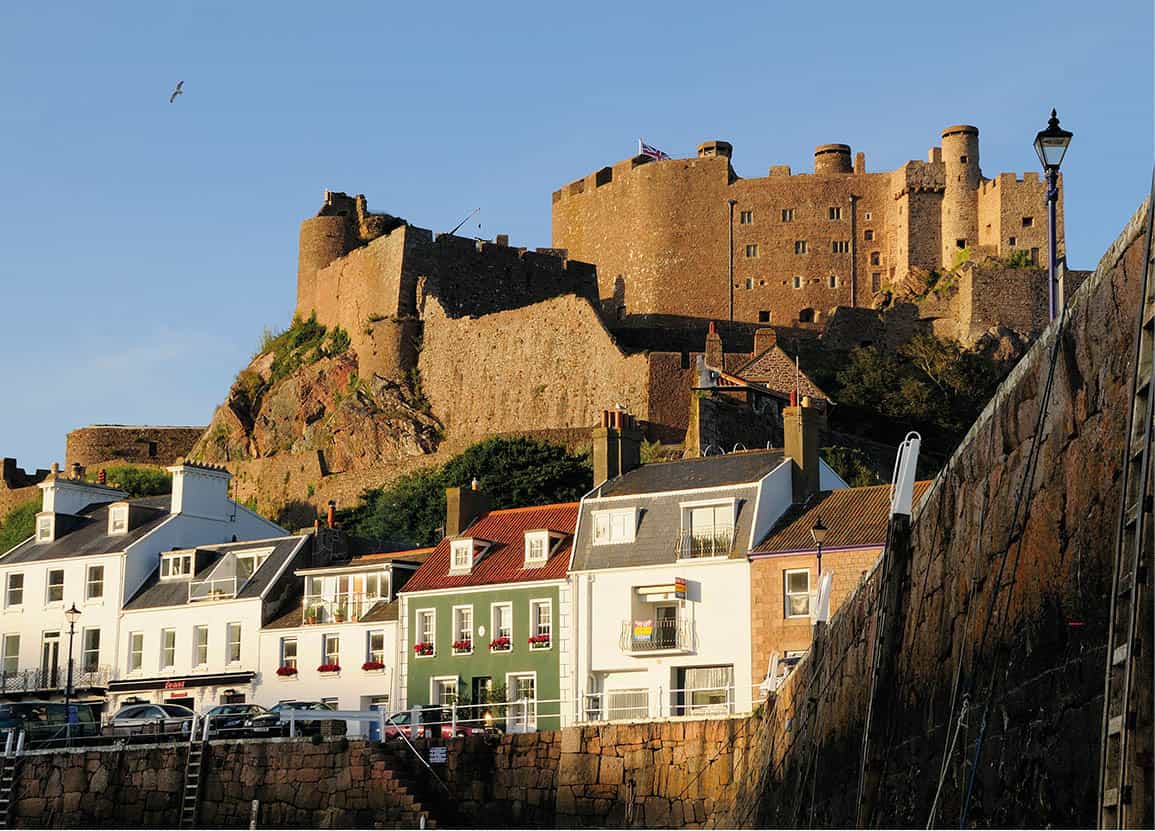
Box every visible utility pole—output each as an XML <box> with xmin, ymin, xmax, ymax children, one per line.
<box><xmin>727</xmin><ymin>198</ymin><xmax>737</xmax><ymax>323</ymax></box>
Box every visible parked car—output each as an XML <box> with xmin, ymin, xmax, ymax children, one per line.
<box><xmin>380</xmin><ymin>707</ymin><xmax>497</xmax><ymax>740</ymax></box>
<box><xmin>203</xmin><ymin>704</ymin><xmax>272</xmax><ymax>736</ymax></box>
<box><xmin>0</xmin><ymin>701</ymin><xmax>100</xmax><ymax>744</ymax></box>
<box><xmin>244</xmin><ymin>700</ymin><xmax>342</xmax><ymax>736</ymax></box>
<box><xmin>105</xmin><ymin>703</ymin><xmax>195</xmax><ymax>737</ymax></box>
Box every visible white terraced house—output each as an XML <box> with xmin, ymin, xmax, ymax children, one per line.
<box><xmin>0</xmin><ymin>463</ymin><xmax>284</xmax><ymax>715</ymax></box>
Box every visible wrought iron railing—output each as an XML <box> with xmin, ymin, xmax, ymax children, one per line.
<box><xmin>674</xmin><ymin>525</ymin><xmax>734</xmax><ymax>558</ymax></box>
<box><xmin>618</xmin><ymin>618</ymin><xmax>694</xmax><ymax>653</ymax></box>
<box><xmin>0</xmin><ymin>665</ymin><xmax>111</xmax><ymax>693</ymax></box>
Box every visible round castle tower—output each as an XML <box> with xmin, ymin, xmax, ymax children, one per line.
<box><xmin>296</xmin><ymin>193</ymin><xmax>357</xmax><ymax>319</ymax></box>
<box><xmin>940</xmin><ymin>125</ymin><xmax>981</xmax><ymax>268</ymax></box>
<box><xmin>814</xmin><ymin>144</ymin><xmax>852</xmax><ymax>175</ymax></box>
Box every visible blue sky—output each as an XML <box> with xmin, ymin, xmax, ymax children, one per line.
<box><xmin>1</xmin><ymin>0</ymin><xmax>1151</xmax><ymax>468</ymax></box>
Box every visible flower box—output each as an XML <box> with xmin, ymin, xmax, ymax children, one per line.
<box><xmin>452</xmin><ymin>639</ymin><xmax>473</xmax><ymax>653</ymax></box>
<box><xmin>528</xmin><ymin>634</ymin><xmax>551</xmax><ymax>648</ymax></box>
<box><xmin>317</xmin><ymin>663</ymin><xmax>341</xmax><ymax>673</ymax></box>
<box><xmin>361</xmin><ymin>660</ymin><xmax>385</xmax><ymax>671</ymax></box>
<box><xmin>413</xmin><ymin>642</ymin><xmax>435</xmax><ymax>656</ymax></box>
<box><xmin>489</xmin><ymin>636</ymin><xmax>511</xmax><ymax>652</ymax></box>
<box><xmin>276</xmin><ymin>665</ymin><xmax>298</xmax><ymax>677</ymax></box>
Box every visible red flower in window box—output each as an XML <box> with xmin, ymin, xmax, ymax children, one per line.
<box><xmin>276</xmin><ymin>665</ymin><xmax>298</xmax><ymax>677</ymax></box>
<box><xmin>317</xmin><ymin>663</ymin><xmax>341</xmax><ymax>673</ymax></box>
<box><xmin>488</xmin><ymin>636</ymin><xmax>511</xmax><ymax>651</ymax></box>
<box><xmin>452</xmin><ymin>639</ymin><xmax>472</xmax><ymax>651</ymax></box>
<box><xmin>528</xmin><ymin>634</ymin><xmax>551</xmax><ymax>646</ymax></box>
<box><xmin>361</xmin><ymin>660</ymin><xmax>385</xmax><ymax>671</ymax></box>
<box><xmin>413</xmin><ymin>642</ymin><xmax>435</xmax><ymax>656</ymax></box>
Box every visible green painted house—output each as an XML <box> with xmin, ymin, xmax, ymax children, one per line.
<box><xmin>398</xmin><ymin>494</ymin><xmax>577</xmax><ymax>732</ymax></box>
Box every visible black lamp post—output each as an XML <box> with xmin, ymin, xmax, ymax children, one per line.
<box><xmin>810</xmin><ymin>517</ymin><xmax>828</xmax><ymax>576</ymax></box>
<box><xmin>1034</xmin><ymin>109</ymin><xmax>1073</xmax><ymax>321</ymax></box>
<box><xmin>63</xmin><ymin>603</ymin><xmax>81</xmax><ymax>741</ymax></box>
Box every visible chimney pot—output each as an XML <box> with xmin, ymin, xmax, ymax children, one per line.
<box><xmin>470</xmin><ymin>478</ymin><xmax>480</xmax><ymax>492</ymax></box>
<box><xmin>327</xmin><ymin>500</ymin><xmax>336</xmax><ymax>529</ymax></box>
<box><xmin>97</xmin><ymin>468</ymin><xmax>107</xmax><ymax>485</ymax></box>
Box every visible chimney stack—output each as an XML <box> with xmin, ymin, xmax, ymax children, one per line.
<box><xmin>70</xmin><ymin>462</ymin><xmax>84</xmax><ymax>481</ymax></box>
<box><xmin>593</xmin><ymin>409</ymin><xmax>643</xmax><ymax>486</ymax></box>
<box><xmin>704</xmin><ymin>322</ymin><xmax>724</xmax><ymax>369</ymax></box>
<box><xmin>784</xmin><ymin>397</ymin><xmax>822</xmax><ymax>502</ymax></box>
<box><xmin>445</xmin><ymin>482</ymin><xmax>491</xmax><ymax>538</ymax></box>
<box><xmin>753</xmin><ymin>328</ymin><xmax>777</xmax><ymax>355</ymax></box>
<box><xmin>327</xmin><ymin>500</ymin><xmax>336</xmax><ymax>529</ymax></box>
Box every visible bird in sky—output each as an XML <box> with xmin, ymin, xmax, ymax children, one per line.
<box><xmin>169</xmin><ymin>81</ymin><xmax>184</xmax><ymax>104</ymax></box>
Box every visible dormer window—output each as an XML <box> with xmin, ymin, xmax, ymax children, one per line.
<box><xmin>450</xmin><ymin>539</ymin><xmax>475</xmax><ymax>574</ymax></box>
<box><xmin>592</xmin><ymin>508</ymin><xmax>637</xmax><ymax>546</ymax></box>
<box><xmin>524</xmin><ymin>531</ymin><xmax>549</xmax><ymax>567</ymax></box>
<box><xmin>160</xmin><ymin>553</ymin><xmax>194</xmax><ymax>579</ymax></box>
<box><xmin>36</xmin><ymin>516</ymin><xmax>52</xmax><ymax>543</ymax></box>
<box><xmin>109</xmin><ymin>506</ymin><xmax>128</xmax><ymax>536</ymax></box>
<box><xmin>677</xmin><ymin>500</ymin><xmax>737</xmax><ymax>559</ymax></box>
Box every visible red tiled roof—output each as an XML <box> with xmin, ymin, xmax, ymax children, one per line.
<box><xmin>734</xmin><ymin>346</ymin><xmax>829</xmax><ymax>402</ymax></box>
<box><xmin>350</xmin><ymin>547</ymin><xmax>435</xmax><ymax>565</ymax></box>
<box><xmin>400</xmin><ymin>503</ymin><xmax>578</xmax><ymax>593</ymax></box>
<box><xmin>752</xmin><ymin>482</ymin><xmax>932</xmax><ymax>554</ymax></box>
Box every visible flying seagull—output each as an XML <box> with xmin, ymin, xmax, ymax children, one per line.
<box><xmin>169</xmin><ymin>81</ymin><xmax>184</xmax><ymax>103</ymax></box>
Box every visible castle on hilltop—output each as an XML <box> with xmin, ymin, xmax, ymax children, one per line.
<box><xmin>552</xmin><ymin>124</ymin><xmax>1066</xmax><ymax>330</ymax></box>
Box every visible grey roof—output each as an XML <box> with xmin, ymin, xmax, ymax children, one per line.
<box><xmin>595</xmin><ymin>450</ymin><xmax>784</xmax><ymax>498</ymax></box>
<box><xmin>1</xmin><ymin>496</ymin><xmax>171</xmax><ymax>565</ymax></box>
<box><xmin>124</xmin><ymin>536</ymin><xmax>308</xmax><ymax>610</ymax></box>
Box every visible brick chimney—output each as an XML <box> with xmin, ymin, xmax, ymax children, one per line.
<box><xmin>783</xmin><ymin>397</ymin><xmax>822</xmax><ymax>502</ymax></box>
<box><xmin>753</xmin><ymin>328</ymin><xmax>777</xmax><ymax>355</ymax></box>
<box><xmin>704</xmin><ymin>322</ymin><xmax>723</xmax><ymax>369</ymax></box>
<box><xmin>592</xmin><ymin>409</ymin><xmax>643</xmax><ymax>486</ymax></box>
<box><xmin>445</xmin><ymin>478</ymin><xmax>490</xmax><ymax>538</ymax></box>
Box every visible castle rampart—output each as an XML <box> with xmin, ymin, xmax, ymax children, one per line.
<box><xmin>65</xmin><ymin>425</ymin><xmax>205</xmax><ymax>470</ymax></box>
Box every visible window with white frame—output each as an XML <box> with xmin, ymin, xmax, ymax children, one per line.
<box><xmin>109</xmin><ymin>506</ymin><xmax>128</xmax><ymax>534</ymax></box>
<box><xmin>364</xmin><ymin>571</ymin><xmax>388</xmax><ymax>600</ymax></box>
<box><xmin>744</xmin><ymin>244</ymin><xmax>758</xmax><ymax>258</ymax></box>
<box><xmin>781</xmin><ymin>208</ymin><xmax>794</xmax><ymax>222</ymax></box>
<box><xmin>5</xmin><ymin>574</ymin><xmax>23</xmax><ymax>608</ymax></box>
<box><xmin>432</xmin><ymin>677</ymin><xmax>458</xmax><ymax>706</ymax></box>
<box><xmin>679</xmin><ymin>502</ymin><xmax>734</xmax><ymax>558</ymax></box>
<box><xmin>415</xmin><ymin>609</ymin><xmax>435</xmax><ymax>655</ymax></box>
<box><xmin>793</xmin><ymin>275</ymin><xmax>803</xmax><ymax>289</ymax></box>
<box><xmin>235</xmin><ymin>551</ymin><xmax>269</xmax><ymax>583</ymax></box>
<box><xmin>450</xmin><ymin>540</ymin><xmax>474</xmax><ymax>573</ymax></box>
<box><xmin>2</xmin><ymin>635</ymin><xmax>18</xmax><ymax>674</ymax></box>
<box><xmin>160</xmin><ymin>553</ymin><xmax>193</xmax><ymax>579</ymax></box>
<box><xmin>491</xmin><ymin>602</ymin><xmax>512</xmax><ymax>650</ymax></box>
<box><xmin>524</xmin><ymin>531</ymin><xmax>549</xmax><ymax>566</ymax></box>
<box><xmin>453</xmin><ymin>606</ymin><xmax>473</xmax><ymax>653</ymax></box>
<box><xmin>193</xmin><ymin>626</ymin><xmax>208</xmax><ymax>667</ymax></box>
<box><xmin>36</xmin><ymin>516</ymin><xmax>51</xmax><ymax>542</ymax></box>
<box><xmin>225</xmin><ymin>623</ymin><xmax>242</xmax><ymax>664</ymax></box>
<box><xmin>592</xmin><ymin>508</ymin><xmax>636</xmax><ymax>545</ymax></box>
<box><xmin>529</xmin><ymin>600</ymin><xmax>551</xmax><ymax>649</ymax></box>
<box><xmin>829</xmin><ymin>206</ymin><xmax>842</xmax><ymax>220</ymax></box>
<box><xmin>832</xmin><ymin>241</ymin><xmax>849</xmax><ymax>254</ymax></box>
<box><xmin>367</xmin><ymin>630</ymin><xmax>385</xmax><ymax>665</ymax></box>
<box><xmin>86</xmin><ymin>565</ymin><xmax>104</xmax><ymax>600</ymax></box>
<box><xmin>794</xmin><ymin>240</ymin><xmax>808</xmax><ymax>255</ymax></box>
<box><xmin>128</xmin><ymin>632</ymin><xmax>144</xmax><ymax>672</ymax></box>
<box><xmin>280</xmin><ymin>637</ymin><xmax>298</xmax><ymax>669</ymax></box>
<box><xmin>322</xmin><ymin>633</ymin><xmax>340</xmax><ymax>666</ymax></box>
<box><xmin>784</xmin><ymin>569</ymin><xmax>811</xmax><ymax>618</ymax></box>
<box><xmin>160</xmin><ymin>629</ymin><xmax>176</xmax><ymax>669</ymax></box>
<box><xmin>45</xmin><ymin>569</ymin><xmax>64</xmax><ymax>604</ymax></box>
<box><xmin>79</xmin><ymin>628</ymin><xmax>99</xmax><ymax>673</ymax></box>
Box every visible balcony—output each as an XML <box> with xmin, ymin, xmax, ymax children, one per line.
<box><xmin>0</xmin><ymin>665</ymin><xmax>111</xmax><ymax>694</ymax></box>
<box><xmin>302</xmin><ymin>594</ymin><xmax>380</xmax><ymax>625</ymax></box>
<box><xmin>619</xmin><ymin>618</ymin><xmax>694</xmax><ymax>654</ymax></box>
<box><xmin>674</xmin><ymin>525</ymin><xmax>734</xmax><ymax>559</ymax></box>
<box><xmin>188</xmin><ymin>576</ymin><xmax>237</xmax><ymax>602</ymax></box>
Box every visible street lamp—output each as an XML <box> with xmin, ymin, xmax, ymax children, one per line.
<box><xmin>810</xmin><ymin>517</ymin><xmax>828</xmax><ymax>576</ymax></box>
<box><xmin>63</xmin><ymin>603</ymin><xmax>81</xmax><ymax>741</ymax></box>
<box><xmin>1034</xmin><ymin>109</ymin><xmax>1073</xmax><ymax>321</ymax></box>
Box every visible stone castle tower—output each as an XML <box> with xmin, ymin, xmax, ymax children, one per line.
<box><xmin>551</xmin><ymin>124</ymin><xmax>1065</xmax><ymax>330</ymax></box>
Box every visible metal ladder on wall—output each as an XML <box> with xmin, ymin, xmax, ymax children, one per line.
<box><xmin>179</xmin><ymin>719</ymin><xmax>210</xmax><ymax>829</ymax></box>
<box><xmin>0</xmin><ymin>731</ymin><xmax>25</xmax><ymax>829</ymax></box>
<box><xmin>1098</xmin><ymin>170</ymin><xmax>1155</xmax><ymax>830</ymax></box>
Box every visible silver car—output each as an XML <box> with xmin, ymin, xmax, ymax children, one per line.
<box><xmin>105</xmin><ymin>703</ymin><xmax>195</xmax><ymax>737</ymax></box>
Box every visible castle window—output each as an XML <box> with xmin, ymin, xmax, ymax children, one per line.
<box><xmin>745</xmin><ymin>244</ymin><xmax>758</xmax><ymax>258</ymax></box>
<box><xmin>864</xmin><ymin>229</ymin><xmax>874</xmax><ymax>241</ymax></box>
<box><xmin>781</xmin><ymin>209</ymin><xmax>794</xmax><ymax>222</ymax></box>
<box><xmin>744</xmin><ymin>277</ymin><xmax>754</xmax><ymax>290</ymax></box>
<box><xmin>792</xmin><ymin>276</ymin><xmax>802</xmax><ymax>289</ymax></box>
<box><xmin>956</xmin><ymin>239</ymin><xmax>966</xmax><ymax>249</ymax></box>
<box><xmin>959</xmin><ymin>155</ymin><xmax>968</xmax><ymax>163</ymax></box>
<box><xmin>864</xmin><ymin>211</ymin><xmax>872</xmax><ymax>221</ymax></box>
<box><xmin>1022</xmin><ymin>216</ymin><xmax>1034</xmax><ymax>228</ymax></box>
<box><xmin>147</xmin><ymin>441</ymin><xmax>158</xmax><ymax>458</ymax></box>
<box><xmin>828</xmin><ymin>207</ymin><xmax>842</xmax><ymax>221</ymax></box>
<box><xmin>1008</xmin><ymin>236</ymin><xmax>1017</xmax><ymax>247</ymax></box>
<box><xmin>739</xmin><ymin>210</ymin><xmax>753</xmax><ymax>225</ymax></box>
<box><xmin>794</xmin><ymin>241</ymin><xmax>807</xmax><ymax>255</ymax></box>
<box><xmin>799</xmin><ymin>308</ymin><xmax>815</xmax><ymax>323</ymax></box>
<box><xmin>870</xmin><ymin>252</ymin><xmax>881</xmax><ymax>266</ymax></box>
<box><xmin>1030</xmin><ymin>248</ymin><xmax>1039</xmax><ymax>264</ymax></box>
<box><xmin>832</xmin><ymin>241</ymin><xmax>849</xmax><ymax>254</ymax></box>
<box><xmin>758</xmin><ymin>311</ymin><xmax>771</xmax><ymax>323</ymax></box>
<box><xmin>828</xmin><ymin>275</ymin><xmax>838</xmax><ymax>289</ymax></box>
<box><xmin>871</xmin><ymin>272</ymin><xmax>881</xmax><ymax>292</ymax></box>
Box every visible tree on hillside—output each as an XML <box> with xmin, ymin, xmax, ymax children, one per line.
<box><xmin>339</xmin><ymin>437</ymin><xmax>593</xmax><ymax>549</ymax></box>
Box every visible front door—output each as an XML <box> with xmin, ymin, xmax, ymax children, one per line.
<box><xmin>654</xmin><ymin>605</ymin><xmax>678</xmax><ymax>649</ymax></box>
<box><xmin>506</xmin><ymin>674</ymin><xmax>536</xmax><ymax>734</ymax></box>
<box><xmin>41</xmin><ymin>633</ymin><xmax>60</xmax><ymax>688</ymax></box>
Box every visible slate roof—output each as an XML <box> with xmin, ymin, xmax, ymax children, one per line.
<box><xmin>124</xmin><ymin>536</ymin><xmax>308</xmax><ymax>610</ymax></box>
<box><xmin>360</xmin><ymin>599</ymin><xmax>400</xmax><ymax>623</ymax></box>
<box><xmin>263</xmin><ymin>605</ymin><xmax>303</xmax><ymax>630</ymax></box>
<box><xmin>751</xmin><ymin>481</ymin><xmax>933</xmax><ymax>555</ymax></box>
<box><xmin>401</xmin><ymin>503</ymin><xmax>578</xmax><ymax>594</ymax></box>
<box><xmin>1</xmin><ymin>495</ymin><xmax>171</xmax><ymax>565</ymax></box>
<box><xmin>596</xmin><ymin>450</ymin><xmax>784</xmax><ymax>498</ymax></box>
<box><xmin>733</xmin><ymin>346</ymin><xmax>829</xmax><ymax>402</ymax></box>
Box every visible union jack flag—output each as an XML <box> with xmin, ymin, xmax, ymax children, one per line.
<box><xmin>638</xmin><ymin>139</ymin><xmax>671</xmax><ymax>161</ymax></box>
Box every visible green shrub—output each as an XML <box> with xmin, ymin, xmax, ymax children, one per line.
<box><xmin>1003</xmin><ymin>249</ymin><xmax>1035</xmax><ymax>268</ymax></box>
<box><xmin>88</xmin><ymin>465</ymin><xmax>172</xmax><ymax>497</ymax></box>
<box><xmin>0</xmin><ymin>499</ymin><xmax>39</xmax><ymax>554</ymax></box>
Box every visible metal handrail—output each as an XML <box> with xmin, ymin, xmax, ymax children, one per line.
<box><xmin>0</xmin><ymin>665</ymin><xmax>111</xmax><ymax>692</ymax></box>
<box><xmin>674</xmin><ymin>525</ymin><xmax>734</xmax><ymax>558</ymax></box>
<box><xmin>618</xmin><ymin>618</ymin><xmax>694</xmax><ymax>653</ymax></box>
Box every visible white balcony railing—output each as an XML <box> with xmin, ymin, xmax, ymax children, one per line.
<box><xmin>188</xmin><ymin>576</ymin><xmax>237</xmax><ymax>602</ymax></box>
<box><xmin>674</xmin><ymin>525</ymin><xmax>734</xmax><ymax>559</ymax></box>
<box><xmin>619</xmin><ymin>618</ymin><xmax>694</xmax><ymax>654</ymax></box>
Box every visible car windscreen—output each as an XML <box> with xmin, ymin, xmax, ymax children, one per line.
<box><xmin>160</xmin><ymin>705</ymin><xmax>192</xmax><ymax>717</ymax></box>
<box><xmin>386</xmin><ymin>712</ymin><xmax>411</xmax><ymax>724</ymax></box>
